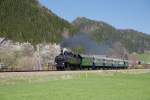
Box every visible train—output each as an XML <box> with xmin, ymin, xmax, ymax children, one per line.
<box><xmin>55</xmin><ymin>49</ymin><xmax>129</xmax><ymax>70</ymax></box>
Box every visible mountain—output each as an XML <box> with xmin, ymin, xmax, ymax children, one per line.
<box><xmin>0</xmin><ymin>0</ymin><xmax>77</xmax><ymax>45</ymax></box>
<box><xmin>0</xmin><ymin>0</ymin><xmax>149</xmax><ymax>54</ymax></box>
<box><xmin>72</xmin><ymin>17</ymin><xmax>150</xmax><ymax>53</ymax></box>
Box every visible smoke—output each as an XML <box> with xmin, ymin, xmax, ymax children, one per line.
<box><xmin>61</xmin><ymin>33</ymin><xmax>111</xmax><ymax>55</ymax></box>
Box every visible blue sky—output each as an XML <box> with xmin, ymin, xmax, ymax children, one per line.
<box><xmin>39</xmin><ymin>0</ymin><xmax>150</xmax><ymax>34</ymax></box>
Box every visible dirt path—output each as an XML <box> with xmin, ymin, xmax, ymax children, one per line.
<box><xmin>0</xmin><ymin>69</ymin><xmax>150</xmax><ymax>78</ymax></box>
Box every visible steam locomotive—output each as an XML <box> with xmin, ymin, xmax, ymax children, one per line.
<box><xmin>55</xmin><ymin>49</ymin><xmax>129</xmax><ymax>70</ymax></box>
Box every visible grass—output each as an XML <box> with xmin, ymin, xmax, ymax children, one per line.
<box><xmin>0</xmin><ymin>72</ymin><xmax>150</xmax><ymax>100</ymax></box>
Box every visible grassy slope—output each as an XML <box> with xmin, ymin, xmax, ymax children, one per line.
<box><xmin>0</xmin><ymin>73</ymin><xmax>150</xmax><ymax>100</ymax></box>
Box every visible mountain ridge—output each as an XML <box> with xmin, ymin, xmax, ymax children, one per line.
<box><xmin>72</xmin><ymin>17</ymin><xmax>150</xmax><ymax>53</ymax></box>
<box><xmin>0</xmin><ymin>0</ymin><xmax>149</xmax><ymax>53</ymax></box>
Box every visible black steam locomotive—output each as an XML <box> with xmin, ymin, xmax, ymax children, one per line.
<box><xmin>55</xmin><ymin>50</ymin><xmax>82</xmax><ymax>70</ymax></box>
<box><xmin>55</xmin><ymin>50</ymin><xmax>129</xmax><ymax>70</ymax></box>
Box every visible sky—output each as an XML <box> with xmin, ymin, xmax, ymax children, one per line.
<box><xmin>39</xmin><ymin>0</ymin><xmax>150</xmax><ymax>34</ymax></box>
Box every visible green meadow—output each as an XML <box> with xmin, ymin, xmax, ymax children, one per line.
<box><xmin>0</xmin><ymin>72</ymin><xmax>150</xmax><ymax>100</ymax></box>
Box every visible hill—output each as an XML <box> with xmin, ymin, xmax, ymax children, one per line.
<box><xmin>0</xmin><ymin>0</ymin><xmax>76</xmax><ymax>45</ymax></box>
<box><xmin>72</xmin><ymin>17</ymin><xmax>150</xmax><ymax>53</ymax></box>
<box><xmin>0</xmin><ymin>0</ymin><xmax>149</xmax><ymax>54</ymax></box>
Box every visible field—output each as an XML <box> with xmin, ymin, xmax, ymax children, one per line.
<box><xmin>0</xmin><ymin>70</ymin><xmax>150</xmax><ymax>100</ymax></box>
